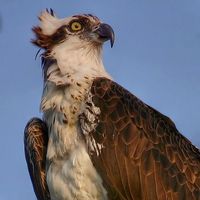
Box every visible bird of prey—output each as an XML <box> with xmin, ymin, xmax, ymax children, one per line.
<box><xmin>24</xmin><ymin>9</ymin><xmax>200</xmax><ymax>200</ymax></box>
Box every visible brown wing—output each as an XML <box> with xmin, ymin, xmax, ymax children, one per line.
<box><xmin>85</xmin><ymin>78</ymin><xmax>200</xmax><ymax>200</ymax></box>
<box><xmin>24</xmin><ymin>118</ymin><xmax>50</xmax><ymax>200</ymax></box>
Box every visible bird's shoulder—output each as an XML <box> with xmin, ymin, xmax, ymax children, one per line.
<box><xmin>81</xmin><ymin>77</ymin><xmax>200</xmax><ymax>199</ymax></box>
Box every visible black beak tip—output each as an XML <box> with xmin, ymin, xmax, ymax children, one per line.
<box><xmin>110</xmin><ymin>33</ymin><xmax>115</xmax><ymax>48</ymax></box>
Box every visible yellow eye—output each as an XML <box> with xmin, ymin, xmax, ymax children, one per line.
<box><xmin>70</xmin><ymin>22</ymin><xmax>82</xmax><ymax>31</ymax></box>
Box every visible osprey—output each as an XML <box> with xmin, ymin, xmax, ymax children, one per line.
<box><xmin>24</xmin><ymin>9</ymin><xmax>200</xmax><ymax>200</ymax></box>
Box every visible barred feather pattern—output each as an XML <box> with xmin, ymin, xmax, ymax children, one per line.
<box><xmin>81</xmin><ymin>77</ymin><xmax>200</xmax><ymax>200</ymax></box>
<box><xmin>24</xmin><ymin>118</ymin><xmax>50</xmax><ymax>200</ymax></box>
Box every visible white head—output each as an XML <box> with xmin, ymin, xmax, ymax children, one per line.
<box><xmin>32</xmin><ymin>10</ymin><xmax>115</xmax><ymax>79</ymax></box>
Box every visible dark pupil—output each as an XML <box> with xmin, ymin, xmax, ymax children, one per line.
<box><xmin>75</xmin><ymin>24</ymin><xmax>79</xmax><ymax>29</ymax></box>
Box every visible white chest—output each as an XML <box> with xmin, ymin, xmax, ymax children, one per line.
<box><xmin>41</xmin><ymin>81</ymin><xmax>107</xmax><ymax>200</ymax></box>
<box><xmin>46</xmin><ymin>144</ymin><xmax>107</xmax><ymax>200</ymax></box>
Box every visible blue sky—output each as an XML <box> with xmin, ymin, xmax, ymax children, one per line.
<box><xmin>0</xmin><ymin>0</ymin><xmax>200</xmax><ymax>199</ymax></box>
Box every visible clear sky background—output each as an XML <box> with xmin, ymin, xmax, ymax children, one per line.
<box><xmin>0</xmin><ymin>0</ymin><xmax>200</xmax><ymax>199</ymax></box>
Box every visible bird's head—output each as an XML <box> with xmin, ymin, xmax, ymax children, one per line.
<box><xmin>32</xmin><ymin>10</ymin><xmax>115</xmax><ymax>53</ymax></box>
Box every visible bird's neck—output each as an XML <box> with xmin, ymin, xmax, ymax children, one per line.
<box><xmin>41</xmin><ymin>42</ymin><xmax>111</xmax><ymax>159</ymax></box>
<box><xmin>49</xmin><ymin>41</ymin><xmax>111</xmax><ymax>82</ymax></box>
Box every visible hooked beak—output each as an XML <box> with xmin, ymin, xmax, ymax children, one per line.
<box><xmin>93</xmin><ymin>23</ymin><xmax>115</xmax><ymax>47</ymax></box>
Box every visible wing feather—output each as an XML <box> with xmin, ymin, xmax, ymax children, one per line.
<box><xmin>24</xmin><ymin>118</ymin><xmax>50</xmax><ymax>200</ymax></box>
<box><xmin>86</xmin><ymin>78</ymin><xmax>200</xmax><ymax>200</ymax></box>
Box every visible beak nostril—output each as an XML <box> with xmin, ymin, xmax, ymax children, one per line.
<box><xmin>93</xmin><ymin>26</ymin><xmax>99</xmax><ymax>32</ymax></box>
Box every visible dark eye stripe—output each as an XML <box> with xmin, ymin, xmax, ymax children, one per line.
<box><xmin>32</xmin><ymin>14</ymin><xmax>101</xmax><ymax>50</ymax></box>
